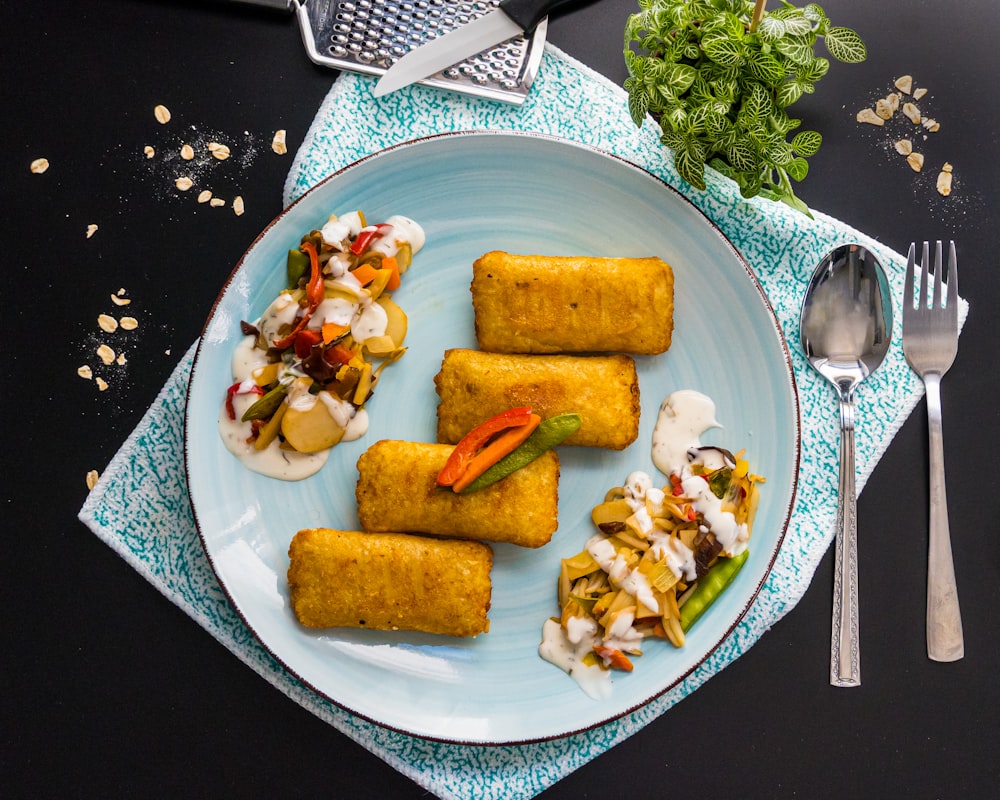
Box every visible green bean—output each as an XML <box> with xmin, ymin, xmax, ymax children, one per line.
<box><xmin>679</xmin><ymin>549</ymin><xmax>750</xmax><ymax>632</ymax></box>
<box><xmin>286</xmin><ymin>247</ymin><xmax>310</xmax><ymax>289</ymax></box>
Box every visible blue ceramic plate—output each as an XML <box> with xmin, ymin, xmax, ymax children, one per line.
<box><xmin>185</xmin><ymin>132</ymin><xmax>800</xmax><ymax>744</ymax></box>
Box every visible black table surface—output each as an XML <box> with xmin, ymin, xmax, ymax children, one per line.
<box><xmin>4</xmin><ymin>1</ymin><xmax>999</xmax><ymax>797</ymax></box>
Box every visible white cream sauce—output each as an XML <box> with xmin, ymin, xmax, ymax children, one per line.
<box><xmin>538</xmin><ymin>618</ymin><xmax>612</xmax><ymax>700</ymax></box>
<box><xmin>651</xmin><ymin>389</ymin><xmax>720</xmax><ymax>477</ymax></box>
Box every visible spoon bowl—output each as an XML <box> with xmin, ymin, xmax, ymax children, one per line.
<box><xmin>801</xmin><ymin>244</ymin><xmax>892</xmax><ymax>687</ymax></box>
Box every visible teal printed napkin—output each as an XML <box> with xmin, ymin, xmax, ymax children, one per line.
<box><xmin>80</xmin><ymin>45</ymin><xmax>966</xmax><ymax>800</ymax></box>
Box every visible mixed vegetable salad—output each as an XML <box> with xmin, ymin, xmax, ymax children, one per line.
<box><xmin>219</xmin><ymin>210</ymin><xmax>423</xmax><ymax>479</ymax></box>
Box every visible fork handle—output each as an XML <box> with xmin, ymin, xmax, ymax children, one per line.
<box><xmin>831</xmin><ymin>395</ymin><xmax>861</xmax><ymax>687</ymax></box>
<box><xmin>924</xmin><ymin>373</ymin><xmax>964</xmax><ymax>661</ymax></box>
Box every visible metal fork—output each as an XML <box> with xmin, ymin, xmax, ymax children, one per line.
<box><xmin>902</xmin><ymin>241</ymin><xmax>964</xmax><ymax>662</ymax></box>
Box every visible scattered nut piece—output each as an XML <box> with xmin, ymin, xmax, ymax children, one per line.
<box><xmin>86</xmin><ymin>470</ymin><xmax>100</xmax><ymax>491</ymax></box>
<box><xmin>144</xmin><ymin>145</ymin><xmax>155</xmax><ymax>159</ymax></box>
<box><xmin>209</xmin><ymin>197</ymin><xmax>226</xmax><ymax>207</ymax></box>
<box><xmin>175</xmin><ymin>176</ymin><xmax>194</xmax><ymax>191</ymax></box>
<box><xmin>86</xmin><ymin>224</ymin><xmax>99</xmax><ymax>239</ymax></box>
<box><xmin>78</xmin><ymin>365</ymin><xmax>93</xmax><ymax>380</ymax></box>
<box><xmin>197</xmin><ymin>190</ymin><xmax>213</xmax><ymax>204</ymax></box>
<box><xmin>30</xmin><ymin>157</ymin><xmax>50</xmax><ymax>174</ymax></box>
<box><xmin>894</xmin><ymin>75</ymin><xmax>913</xmax><ymax>94</ymax></box>
<box><xmin>98</xmin><ymin>314</ymin><xmax>119</xmax><ymax>333</ymax></box>
<box><xmin>208</xmin><ymin>142</ymin><xmax>231</xmax><ymax>160</ymax></box>
<box><xmin>902</xmin><ymin>102</ymin><xmax>922</xmax><ymax>124</ymax></box>
<box><xmin>906</xmin><ymin>152</ymin><xmax>925</xmax><ymax>172</ymax></box>
<box><xmin>894</xmin><ymin>139</ymin><xmax>913</xmax><ymax>156</ymax></box>
<box><xmin>913</xmin><ymin>87</ymin><xmax>928</xmax><ymax>101</ymax></box>
<box><xmin>110</xmin><ymin>293</ymin><xmax>132</xmax><ymax>306</ymax></box>
<box><xmin>119</xmin><ymin>316</ymin><xmax>139</xmax><ymax>331</ymax></box>
<box><xmin>875</xmin><ymin>97</ymin><xmax>895</xmax><ymax>120</ymax></box>
<box><xmin>233</xmin><ymin>196</ymin><xmax>245</xmax><ymax>216</ymax></box>
<box><xmin>181</xmin><ymin>144</ymin><xmax>195</xmax><ymax>160</ymax></box>
<box><xmin>856</xmin><ymin>108</ymin><xmax>884</xmax><ymax>126</ymax></box>
<box><xmin>154</xmin><ymin>104</ymin><xmax>172</xmax><ymax>124</ymax></box>
<box><xmin>97</xmin><ymin>344</ymin><xmax>117</xmax><ymax>365</ymax></box>
<box><xmin>96</xmin><ymin>377</ymin><xmax>109</xmax><ymax>392</ymax></box>
<box><xmin>272</xmin><ymin>129</ymin><xmax>288</xmax><ymax>155</ymax></box>
<box><xmin>937</xmin><ymin>163</ymin><xmax>954</xmax><ymax>197</ymax></box>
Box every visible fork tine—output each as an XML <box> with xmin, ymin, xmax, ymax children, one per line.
<box><xmin>932</xmin><ymin>240</ymin><xmax>944</xmax><ymax>309</ymax></box>
<box><xmin>905</xmin><ymin>242</ymin><xmax>916</xmax><ymax>311</ymax></box>
<box><xmin>946</xmin><ymin>240</ymin><xmax>958</xmax><ymax>321</ymax></box>
<box><xmin>920</xmin><ymin>241</ymin><xmax>931</xmax><ymax>310</ymax></box>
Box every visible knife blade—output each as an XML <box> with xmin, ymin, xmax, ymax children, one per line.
<box><xmin>372</xmin><ymin>0</ymin><xmax>582</xmax><ymax>98</ymax></box>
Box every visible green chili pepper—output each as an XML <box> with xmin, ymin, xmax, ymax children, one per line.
<box><xmin>459</xmin><ymin>413</ymin><xmax>582</xmax><ymax>494</ymax></box>
<box><xmin>679</xmin><ymin>549</ymin><xmax>750</xmax><ymax>632</ymax></box>
<box><xmin>241</xmin><ymin>383</ymin><xmax>289</xmax><ymax>422</ymax></box>
<box><xmin>286</xmin><ymin>248</ymin><xmax>310</xmax><ymax>289</ymax></box>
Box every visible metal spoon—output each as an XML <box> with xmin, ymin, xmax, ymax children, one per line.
<box><xmin>800</xmin><ymin>244</ymin><xmax>893</xmax><ymax>688</ymax></box>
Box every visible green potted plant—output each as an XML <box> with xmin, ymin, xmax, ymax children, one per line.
<box><xmin>624</xmin><ymin>0</ymin><xmax>866</xmax><ymax>214</ymax></box>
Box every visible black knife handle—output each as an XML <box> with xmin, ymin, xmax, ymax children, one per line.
<box><xmin>499</xmin><ymin>0</ymin><xmax>594</xmax><ymax>34</ymax></box>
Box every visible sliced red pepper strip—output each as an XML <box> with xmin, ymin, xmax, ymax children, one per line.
<box><xmin>322</xmin><ymin>343</ymin><xmax>355</xmax><ymax>368</ymax></box>
<box><xmin>436</xmin><ymin>407</ymin><xmax>534</xmax><ymax>488</ymax></box>
<box><xmin>349</xmin><ymin>223</ymin><xmax>393</xmax><ymax>256</ymax></box>
<box><xmin>293</xmin><ymin>328</ymin><xmax>323</xmax><ymax>359</ymax></box>
<box><xmin>450</xmin><ymin>414</ymin><xmax>541</xmax><ymax>493</ymax></box>
<box><xmin>301</xmin><ymin>241</ymin><xmax>325</xmax><ymax>309</ymax></box>
<box><xmin>225</xmin><ymin>380</ymin><xmax>264</xmax><ymax>421</ymax></box>
<box><xmin>271</xmin><ymin>312</ymin><xmax>312</xmax><ymax>350</ymax></box>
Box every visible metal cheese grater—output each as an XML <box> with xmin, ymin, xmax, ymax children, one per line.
<box><xmin>242</xmin><ymin>0</ymin><xmax>548</xmax><ymax>104</ymax></box>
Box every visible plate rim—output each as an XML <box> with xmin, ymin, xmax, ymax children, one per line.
<box><xmin>184</xmin><ymin>129</ymin><xmax>802</xmax><ymax>745</ymax></box>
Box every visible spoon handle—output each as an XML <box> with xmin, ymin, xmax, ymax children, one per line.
<box><xmin>831</xmin><ymin>396</ymin><xmax>861</xmax><ymax>687</ymax></box>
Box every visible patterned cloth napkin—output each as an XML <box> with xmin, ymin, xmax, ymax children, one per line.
<box><xmin>80</xmin><ymin>45</ymin><xmax>966</xmax><ymax>800</ymax></box>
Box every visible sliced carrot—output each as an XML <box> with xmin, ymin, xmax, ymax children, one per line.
<box><xmin>381</xmin><ymin>256</ymin><xmax>401</xmax><ymax>291</ymax></box>
<box><xmin>350</xmin><ymin>262</ymin><xmax>379</xmax><ymax>287</ymax></box>
<box><xmin>593</xmin><ymin>645</ymin><xmax>634</xmax><ymax>672</ymax></box>
<box><xmin>450</xmin><ymin>414</ymin><xmax>541</xmax><ymax>493</ymax></box>
<box><xmin>321</xmin><ymin>321</ymin><xmax>348</xmax><ymax>344</ymax></box>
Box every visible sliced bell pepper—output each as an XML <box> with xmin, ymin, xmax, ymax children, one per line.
<box><xmin>349</xmin><ymin>223</ymin><xmax>393</xmax><ymax>256</ymax></box>
<box><xmin>225</xmin><ymin>380</ymin><xmax>264</xmax><ymax>421</ymax></box>
<box><xmin>593</xmin><ymin>644</ymin><xmax>634</xmax><ymax>672</ymax></box>
<box><xmin>436</xmin><ymin>407</ymin><xmax>535</xmax><ymax>488</ymax></box>
<box><xmin>450</xmin><ymin>414</ymin><xmax>541</xmax><ymax>493</ymax></box>
<box><xmin>293</xmin><ymin>328</ymin><xmax>323</xmax><ymax>359</ymax></box>
<box><xmin>301</xmin><ymin>240</ymin><xmax>325</xmax><ymax>310</ymax></box>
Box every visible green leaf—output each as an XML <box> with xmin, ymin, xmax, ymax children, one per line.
<box><xmin>728</xmin><ymin>139</ymin><xmax>760</xmax><ymax>172</ymax></box>
<box><xmin>675</xmin><ymin>147</ymin><xmax>708</xmax><ymax>191</ymax></box>
<box><xmin>627</xmin><ymin>83</ymin><xmax>651</xmax><ymax>126</ymax></box>
<box><xmin>775</xmin><ymin>34</ymin><xmax>816</xmax><ymax>65</ymax></box>
<box><xmin>746</xmin><ymin>50</ymin><xmax>785</xmax><ymax>84</ymax></box>
<box><xmin>797</xmin><ymin>56</ymin><xmax>830</xmax><ymax>83</ymax></box>
<box><xmin>780</xmin><ymin>13</ymin><xmax>815</xmax><ymax>37</ymax></box>
<box><xmin>703</xmin><ymin>34</ymin><xmax>745</xmax><ymax>67</ymax></box>
<box><xmin>786</xmin><ymin>156</ymin><xmax>810</xmax><ymax>181</ymax></box>
<box><xmin>791</xmin><ymin>129</ymin><xmax>822</xmax><ymax>157</ymax></box>
<box><xmin>666</xmin><ymin>63</ymin><xmax>698</xmax><ymax>94</ymax></box>
<box><xmin>757</xmin><ymin>15</ymin><xmax>786</xmax><ymax>41</ymax></box>
<box><xmin>824</xmin><ymin>27</ymin><xmax>867</xmax><ymax>63</ymax></box>
<box><xmin>776</xmin><ymin>79</ymin><xmax>806</xmax><ymax>107</ymax></box>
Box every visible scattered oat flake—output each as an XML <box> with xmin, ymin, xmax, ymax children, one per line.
<box><xmin>906</xmin><ymin>152</ymin><xmax>925</xmax><ymax>172</ymax></box>
<box><xmin>894</xmin><ymin>75</ymin><xmax>913</xmax><ymax>94</ymax></box>
<box><xmin>937</xmin><ymin>165</ymin><xmax>954</xmax><ymax>196</ymax></box>
<box><xmin>894</xmin><ymin>139</ymin><xmax>913</xmax><ymax>156</ymax></box>
<box><xmin>119</xmin><ymin>316</ymin><xmax>138</xmax><ymax>331</ymax></box>
<box><xmin>856</xmin><ymin>108</ymin><xmax>884</xmax><ymax>126</ymax></box>
<box><xmin>116</xmin><ymin>352</ymin><xmax>127</xmax><ymax>366</ymax></box>
<box><xmin>913</xmin><ymin>87</ymin><xmax>928</xmax><ymax>101</ymax></box>
<box><xmin>86</xmin><ymin>224</ymin><xmax>99</xmax><ymax>239</ymax></box>
<box><xmin>111</xmin><ymin>294</ymin><xmax>132</xmax><ymax>306</ymax></box>
<box><xmin>902</xmin><ymin>102</ymin><xmax>922</xmax><ymax>124</ymax></box>
<box><xmin>181</xmin><ymin>143</ymin><xmax>195</xmax><ymax>160</ymax></box>
<box><xmin>175</xmin><ymin>176</ymin><xmax>194</xmax><ymax>191</ymax></box>
<box><xmin>210</xmin><ymin>197</ymin><xmax>226</xmax><ymax>207</ymax></box>
<box><xmin>144</xmin><ymin>145</ymin><xmax>155</xmax><ymax>159</ymax></box>
<box><xmin>154</xmin><ymin>104</ymin><xmax>171</xmax><ymax>124</ymax></box>
<box><xmin>30</xmin><ymin>157</ymin><xmax>50</xmax><ymax>174</ymax></box>
<box><xmin>96</xmin><ymin>377</ymin><xmax>109</xmax><ymax>392</ymax></box>
<box><xmin>922</xmin><ymin>117</ymin><xmax>940</xmax><ymax>132</ymax></box>
<box><xmin>875</xmin><ymin>97</ymin><xmax>895</xmax><ymax>120</ymax></box>
<box><xmin>272</xmin><ymin>129</ymin><xmax>288</xmax><ymax>155</ymax></box>
<box><xmin>233</xmin><ymin>196</ymin><xmax>245</xmax><ymax>216</ymax></box>
<box><xmin>78</xmin><ymin>365</ymin><xmax>93</xmax><ymax>380</ymax></box>
<box><xmin>86</xmin><ymin>470</ymin><xmax>100</xmax><ymax>491</ymax></box>
<box><xmin>98</xmin><ymin>314</ymin><xmax>119</xmax><ymax>333</ymax></box>
<box><xmin>97</xmin><ymin>344</ymin><xmax>116</xmax><ymax>365</ymax></box>
<box><xmin>208</xmin><ymin>142</ymin><xmax>231</xmax><ymax>160</ymax></box>
<box><xmin>197</xmin><ymin>190</ymin><xmax>213</xmax><ymax>204</ymax></box>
